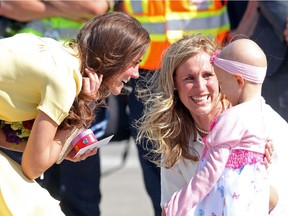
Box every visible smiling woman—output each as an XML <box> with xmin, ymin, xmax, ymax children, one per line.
<box><xmin>136</xmin><ymin>34</ymin><xmax>288</xmax><ymax>216</ymax></box>
<box><xmin>0</xmin><ymin>12</ymin><xmax>150</xmax><ymax>215</ymax></box>
<box><xmin>75</xmin><ymin>12</ymin><xmax>150</xmax><ymax>100</ymax></box>
<box><xmin>136</xmin><ymin>34</ymin><xmax>223</xmax><ymax>168</ymax></box>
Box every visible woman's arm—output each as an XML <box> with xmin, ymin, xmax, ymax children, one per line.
<box><xmin>0</xmin><ymin>1</ymin><xmax>61</xmax><ymax>22</ymax></box>
<box><xmin>21</xmin><ymin>66</ymin><xmax>103</xmax><ymax>179</ymax></box>
<box><xmin>0</xmin><ymin>130</ymin><xmax>26</xmax><ymax>152</ymax></box>
<box><xmin>264</xmin><ymin>141</ymin><xmax>279</xmax><ymax>213</ymax></box>
<box><xmin>0</xmin><ymin>0</ymin><xmax>110</xmax><ymax>22</ymax></box>
<box><xmin>21</xmin><ymin>110</ymin><xmax>88</xmax><ymax>179</ymax></box>
<box><xmin>21</xmin><ymin>110</ymin><xmax>62</xmax><ymax>180</ymax></box>
<box><xmin>284</xmin><ymin>17</ymin><xmax>288</xmax><ymax>43</ymax></box>
<box><xmin>46</xmin><ymin>1</ymin><xmax>111</xmax><ymax>22</ymax></box>
<box><xmin>232</xmin><ymin>1</ymin><xmax>259</xmax><ymax>37</ymax></box>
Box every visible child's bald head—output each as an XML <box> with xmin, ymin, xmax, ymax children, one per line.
<box><xmin>219</xmin><ymin>38</ymin><xmax>267</xmax><ymax>68</ymax></box>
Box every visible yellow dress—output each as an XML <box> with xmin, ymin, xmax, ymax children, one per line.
<box><xmin>0</xmin><ymin>33</ymin><xmax>82</xmax><ymax>123</ymax></box>
<box><xmin>0</xmin><ymin>33</ymin><xmax>82</xmax><ymax>215</ymax></box>
<box><xmin>0</xmin><ymin>151</ymin><xmax>65</xmax><ymax>216</ymax></box>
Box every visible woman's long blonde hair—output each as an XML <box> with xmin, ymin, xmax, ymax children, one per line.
<box><xmin>136</xmin><ymin>34</ymin><xmax>219</xmax><ymax>168</ymax></box>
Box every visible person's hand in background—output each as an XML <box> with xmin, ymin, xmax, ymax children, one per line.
<box><xmin>284</xmin><ymin>17</ymin><xmax>288</xmax><ymax>43</ymax></box>
<box><xmin>0</xmin><ymin>0</ymin><xmax>110</xmax><ymax>22</ymax></box>
<box><xmin>46</xmin><ymin>1</ymin><xmax>111</xmax><ymax>22</ymax></box>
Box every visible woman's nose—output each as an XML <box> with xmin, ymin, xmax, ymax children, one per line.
<box><xmin>131</xmin><ymin>68</ymin><xmax>139</xmax><ymax>79</ymax></box>
<box><xmin>196</xmin><ymin>78</ymin><xmax>206</xmax><ymax>91</ymax></box>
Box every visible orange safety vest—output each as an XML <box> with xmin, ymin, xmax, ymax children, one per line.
<box><xmin>123</xmin><ymin>0</ymin><xmax>230</xmax><ymax>70</ymax></box>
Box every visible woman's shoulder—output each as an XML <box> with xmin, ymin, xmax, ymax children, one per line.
<box><xmin>5</xmin><ymin>33</ymin><xmax>54</xmax><ymax>43</ymax></box>
<box><xmin>0</xmin><ymin>33</ymin><xmax>66</xmax><ymax>52</ymax></box>
<box><xmin>6</xmin><ymin>33</ymin><xmax>37</xmax><ymax>40</ymax></box>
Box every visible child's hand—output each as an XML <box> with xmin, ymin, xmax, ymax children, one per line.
<box><xmin>264</xmin><ymin>139</ymin><xmax>274</xmax><ymax>168</ymax></box>
<box><xmin>82</xmin><ymin>67</ymin><xmax>103</xmax><ymax>101</ymax></box>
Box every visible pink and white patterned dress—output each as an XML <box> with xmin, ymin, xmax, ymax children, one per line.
<box><xmin>165</xmin><ymin>97</ymin><xmax>270</xmax><ymax>216</ymax></box>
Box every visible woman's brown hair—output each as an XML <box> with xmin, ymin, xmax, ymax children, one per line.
<box><xmin>61</xmin><ymin>12</ymin><xmax>150</xmax><ymax>130</ymax></box>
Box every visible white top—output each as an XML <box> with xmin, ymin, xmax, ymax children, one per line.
<box><xmin>161</xmin><ymin>102</ymin><xmax>288</xmax><ymax>215</ymax></box>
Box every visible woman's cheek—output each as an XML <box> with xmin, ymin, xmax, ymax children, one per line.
<box><xmin>207</xmin><ymin>78</ymin><xmax>220</xmax><ymax>92</ymax></box>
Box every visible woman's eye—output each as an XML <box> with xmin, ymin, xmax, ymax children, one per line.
<box><xmin>203</xmin><ymin>73</ymin><xmax>213</xmax><ymax>78</ymax></box>
<box><xmin>186</xmin><ymin>76</ymin><xmax>194</xmax><ymax>81</ymax></box>
<box><xmin>133</xmin><ymin>59</ymin><xmax>142</xmax><ymax>68</ymax></box>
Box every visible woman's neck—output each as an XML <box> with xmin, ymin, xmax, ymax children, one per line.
<box><xmin>193</xmin><ymin>97</ymin><xmax>230</xmax><ymax>136</ymax></box>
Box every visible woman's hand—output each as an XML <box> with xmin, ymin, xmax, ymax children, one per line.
<box><xmin>82</xmin><ymin>68</ymin><xmax>103</xmax><ymax>102</ymax></box>
<box><xmin>264</xmin><ymin>139</ymin><xmax>274</xmax><ymax>168</ymax></box>
<box><xmin>264</xmin><ymin>140</ymin><xmax>278</xmax><ymax>213</ymax></box>
<box><xmin>284</xmin><ymin>17</ymin><xmax>288</xmax><ymax>44</ymax></box>
<box><xmin>269</xmin><ymin>185</ymin><xmax>279</xmax><ymax>213</ymax></box>
<box><xmin>45</xmin><ymin>1</ymin><xmax>110</xmax><ymax>22</ymax></box>
<box><xmin>65</xmin><ymin>147</ymin><xmax>97</xmax><ymax>162</ymax></box>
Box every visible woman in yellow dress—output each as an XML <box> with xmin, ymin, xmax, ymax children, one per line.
<box><xmin>0</xmin><ymin>12</ymin><xmax>150</xmax><ymax>215</ymax></box>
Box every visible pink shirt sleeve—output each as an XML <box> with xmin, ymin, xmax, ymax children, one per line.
<box><xmin>165</xmin><ymin>110</ymin><xmax>245</xmax><ymax>215</ymax></box>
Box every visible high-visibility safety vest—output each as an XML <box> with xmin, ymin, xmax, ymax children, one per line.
<box><xmin>123</xmin><ymin>0</ymin><xmax>230</xmax><ymax>70</ymax></box>
<box><xmin>19</xmin><ymin>17</ymin><xmax>83</xmax><ymax>42</ymax></box>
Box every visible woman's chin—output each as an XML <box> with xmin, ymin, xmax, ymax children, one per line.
<box><xmin>111</xmin><ymin>87</ymin><xmax>122</xmax><ymax>96</ymax></box>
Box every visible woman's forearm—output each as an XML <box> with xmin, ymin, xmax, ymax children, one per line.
<box><xmin>234</xmin><ymin>1</ymin><xmax>259</xmax><ymax>37</ymax></box>
<box><xmin>45</xmin><ymin>1</ymin><xmax>110</xmax><ymax>22</ymax></box>
<box><xmin>0</xmin><ymin>1</ymin><xmax>61</xmax><ymax>22</ymax></box>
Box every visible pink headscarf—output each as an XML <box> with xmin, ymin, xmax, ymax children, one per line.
<box><xmin>210</xmin><ymin>50</ymin><xmax>267</xmax><ymax>84</ymax></box>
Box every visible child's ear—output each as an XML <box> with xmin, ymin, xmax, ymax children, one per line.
<box><xmin>234</xmin><ymin>74</ymin><xmax>245</xmax><ymax>87</ymax></box>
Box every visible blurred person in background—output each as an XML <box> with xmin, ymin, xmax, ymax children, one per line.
<box><xmin>285</xmin><ymin>17</ymin><xmax>288</xmax><ymax>42</ymax></box>
<box><xmin>233</xmin><ymin>1</ymin><xmax>288</xmax><ymax>124</ymax></box>
<box><xmin>114</xmin><ymin>1</ymin><xmax>230</xmax><ymax>215</ymax></box>
<box><xmin>0</xmin><ymin>1</ymin><xmax>112</xmax><ymax>37</ymax></box>
<box><xmin>226</xmin><ymin>1</ymin><xmax>248</xmax><ymax>32</ymax></box>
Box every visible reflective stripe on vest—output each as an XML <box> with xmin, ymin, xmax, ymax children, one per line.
<box><xmin>123</xmin><ymin>0</ymin><xmax>230</xmax><ymax>70</ymax></box>
<box><xmin>19</xmin><ymin>18</ymin><xmax>82</xmax><ymax>42</ymax></box>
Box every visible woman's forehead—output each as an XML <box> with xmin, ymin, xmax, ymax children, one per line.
<box><xmin>179</xmin><ymin>53</ymin><xmax>213</xmax><ymax>71</ymax></box>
